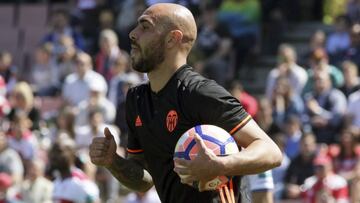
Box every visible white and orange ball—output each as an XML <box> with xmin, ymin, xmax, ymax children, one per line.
<box><xmin>174</xmin><ymin>125</ymin><xmax>239</xmax><ymax>190</ymax></box>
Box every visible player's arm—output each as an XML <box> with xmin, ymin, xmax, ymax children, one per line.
<box><xmin>89</xmin><ymin>128</ymin><xmax>153</xmax><ymax>192</ymax></box>
<box><xmin>174</xmin><ymin>120</ymin><xmax>282</xmax><ymax>189</ymax></box>
<box><xmin>106</xmin><ymin>153</ymin><xmax>153</xmax><ymax>192</ymax></box>
<box><xmin>221</xmin><ymin>119</ymin><xmax>282</xmax><ymax>175</ymax></box>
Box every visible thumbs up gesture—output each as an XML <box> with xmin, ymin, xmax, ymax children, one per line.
<box><xmin>89</xmin><ymin>127</ymin><xmax>117</xmax><ymax>167</ymax></box>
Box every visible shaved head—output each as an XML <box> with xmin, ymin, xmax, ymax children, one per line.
<box><xmin>144</xmin><ymin>3</ymin><xmax>197</xmax><ymax>49</ymax></box>
<box><xmin>129</xmin><ymin>3</ymin><xmax>197</xmax><ymax>73</ymax></box>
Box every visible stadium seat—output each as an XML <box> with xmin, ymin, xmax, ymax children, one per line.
<box><xmin>0</xmin><ymin>4</ymin><xmax>15</xmax><ymax>27</ymax></box>
<box><xmin>17</xmin><ymin>4</ymin><xmax>48</xmax><ymax>28</ymax></box>
<box><xmin>0</xmin><ymin>27</ymin><xmax>20</xmax><ymax>49</ymax></box>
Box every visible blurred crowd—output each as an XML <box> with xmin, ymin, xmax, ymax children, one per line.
<box><xmin>0</xmin><ymin>0</ymin><xmax>360</xmax><ymax>203</ymax></box>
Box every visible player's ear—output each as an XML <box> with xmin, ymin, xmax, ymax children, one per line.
<box><xmin>166</xmin><ymin>30</ymin><xmax>183</xmax><ymax>48</ymax></box>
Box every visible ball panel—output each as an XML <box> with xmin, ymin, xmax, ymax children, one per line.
<box><xmin>225</xmin><ymin>142</ymin><xmax>240</xmax><ymax>155</ymax></box>
<box><xmin>200</xmin><ymin>125</ymin><xmax>232</xmax><ymax>142</ymax></box>
<box><xmin>174</xmin><ymin>124</ymin><xmax>240</xmax><ymax>190</ymax></box>
<box><xmin>203</xmin><ymin>140</ymin><xmax>221</xmax><ymax>155</ymax></box>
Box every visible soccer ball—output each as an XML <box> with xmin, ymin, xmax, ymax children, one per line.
<box><xmin>174</xmin><ymin>124</ymin><xmax>239</xmax><ymax>190</ymax></box>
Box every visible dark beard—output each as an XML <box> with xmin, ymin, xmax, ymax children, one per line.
<box><xmin>131</xmin><ymin>40</ymin><xmax>165</xmax><ymax>73</ymax></box>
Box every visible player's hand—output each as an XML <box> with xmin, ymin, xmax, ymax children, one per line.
<box><xmin>89</xmin><ymin>127</ymin><xmax>117</xmax><ymax>168</ymax></box>
<box><xmin>173</xmin><ymin>133</ymin><xmax>222</xmax><ymax>191</ymax></box>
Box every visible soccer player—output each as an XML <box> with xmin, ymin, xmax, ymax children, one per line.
<box><xmin>89</xmin><ymin>3</ymin><xmax>282</xmax><ymax>202</ymax></box>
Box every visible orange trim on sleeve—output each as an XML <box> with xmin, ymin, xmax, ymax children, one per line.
<box><xmin>229</xmin><ymin>115</ymin><xmax>252</xmax><ymax>135</ymax></box>
<box><xmin>126</xmin><ymin>148</ymin><xmax>144</xmax><ymax>153</ymax></box>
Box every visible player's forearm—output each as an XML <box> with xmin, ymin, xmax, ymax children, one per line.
<box><xmin>220</xmin><ymin>139</ymin><xmax>282</xmax><ymax>176</ymax></box>
<box><xmin>106</xmin><ymin>155</ymin><xmax>153</xmax><ymax>192</ymax></box>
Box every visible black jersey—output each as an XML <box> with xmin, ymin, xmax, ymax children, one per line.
<box><xmin>125</xmin><ymin>65</ymin><xmax>251</xmax><ymax>203</ymax></box>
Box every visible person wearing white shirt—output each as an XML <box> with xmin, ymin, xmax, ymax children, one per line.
<box><xmin>266</xmin><ymin>44</ymin><xmax>308</xmax><ymax>99</ymax></box>
<box><xmin>75</xmin><ymin>81</ymin><xmax>115</xmax><ymax>126</ymax></box>
<box><xmin>347</xmin><ymin>89</ymin><xmax>360</xmax><ymax>138</ymax></box>
<box><xmin>62</xmin><ymin>52</ymin><xmax>107</xmax><ymax>106</ymax></box>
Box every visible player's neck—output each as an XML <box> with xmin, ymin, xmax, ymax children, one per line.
<box><xmin>148</xmin><ymin>57</ymin><xmax>186</xmax><ymax>93</ymax></box>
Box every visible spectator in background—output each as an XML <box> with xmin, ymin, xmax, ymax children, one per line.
<box><xmin>342</xmin><ymin>23</ymin><xmax>360</xmax><ymax>67</ymax></box>
<box><xmin>0</xmin><ymin>172</ymin><xmax>19</xmax><ymax>203</ymax></box>
<box><xmin>346</xmin><ymin>0</ymin><xmax>360</xmax><ymax>23</ymax></box>
<box><xmin>326</xmin><ymin>15</ymin><xmax>351</xmax><ymax>65</ymax></box>
<box><xmin>86</xmin><ymin>9</ymin><xmax>117</xmax><ymax>55</ymax></box>
<box><xmin>0</xmin><ymin>51</ymin><xmax>17</xmax><ymax>92</ymax></box>
<box><xmin>270</xmin><ymin>76</ymin><xmax>305</xmax><ymax>128</ymax></box>
<box><xmin>284</xmin><ymin>133</ymin><xmax>317</xmax><ymax>200</ymax></box>
<box><xmin>255</xmin><ymin>97</ymin><xmax>281</xmax><ymax>136</ymax></box>
<box><xmin>299</xmin><ymin>30</ymin><xmax>326</xmax><ymax>67</ymax></box>
<box><xmin>303</xmin><ymin>48</ymin><xmax>344</xmax><ymax>95</ymax></box>
<box><xmin>54</xmin><ymin>35</ymin><xmax>77</xmax><ymax>83</ymax></box>
<box><xmin>271</xmin><ymin>133</ymin><xmax>291</xmax><ymax>200</ymax></box>
<box><xmin>347</xmin><ymin>87</ymin><xmax>360</xmax><ymax>140</ymax></box>
<box><xmin>50</xmin><ymin>106</ymin><xmax>76</xmax><ymax>143</ymax></box>
<box><xmin>217</xmin><ymin>0</ymin><xmax>261</xmax><ymax>72</ymax></box>
<box><xmin>301</xmin><ymin>155</ymin><xmax>349</xmax><ymax>203</ymax></box>
<box><xmin>266</xmin><ymin>44</ymin><xmax>308</xmax><ymax>99</ymax></box>
<box><xmin>351</xmin><ymin>160</ymin><xmax>360</xmax><ymax>203</ymax></box>
<box><xmin>62</xmin><ymin>52</ymin><xmax>107</xmax><ymax>106</ymax></box>
<box><xmin>75</xmin><ymin>109</ymin><xmax>121</xmax><ymax>202</ymax></box>
<box><xmin>7</xmin><ymin>82</ymin><xmax>41</xmax><ymax>130</ymax></box>
<box><xmin>75</xmin><ymin>78</ymin><xmax>115</xmax><ymax>126</ymax></box>
<box><xmin>108</xmin><ymin>52</ymin><xmax>141</xmax><ymax>108</ymax></box>
<box><xmin>284</xmin><ymin>116</ymin><xmax>303</xmax><ymax>160</ymax></box>
<box><xmin>19</xmin><ymin>159</ymin><xmax>53</xmax><ymax>203</ymax></box>
<box><xmin>125</xmin><ymin>187</ymin><xmax>161</xmax><ymax>203</ymax></box>
<box><xmin>30</xmin><ymin>43</ymin><xmax>60</xmax><ymax>97</ymax></box>
<box><xmin>49</xmin><ymin>139</ymin><xmax>100</xmax><ymax>203</ymax></box>
<box><xmin>0</xmin><ymin>132</ymin><xmax>23</xmax><ymax>186</ymax></box>
<box><xmin>115</xmin><ymin>0</ymin><xmax>146</xmax><ymax>52</ymax></box>
<box><xmin>95</xmin><ymin>29</ymin><xmax>124</xmax><ymax>82</ymax></box>
<box><xmin>195</xmin><ymin>3</ymin><xmax>233</xmax><ymax>86</ymax></box>
<box><xmin>43</xmin><ymin>9</ymin><xmax>85</xmax><ymax>50</ymax></box>
<box><xmin>340</xmin><ymin>60</ymin><xmax>360</xmax><ymax>98</ymax></box>
<box><xmin>332</xmin><ymin>129</ymin><xmax>360</xmax><ymax>181</ymax></box>
<box><xmin>229</xmin><ymin>80</ymin><xmax>258</xmax><ymax>118</ymax></box>
<box><xmin>241</xmin><ymin>170</ymin><xmax>274</xmax><ymax>203</ymax></box>
<box><xmin>7</xmin><ymin>112</ymin><xmax>38</xmax><ymax>170</ymax></box>
<box><xmin>0</xmin><ymin>76</ymin><xmax>11</xmax><ymax>119</ymax></box>
<box><xmin>304</xmin><ymin>72</ymin><xmax>347</xmax><ymax>144</ymax></box>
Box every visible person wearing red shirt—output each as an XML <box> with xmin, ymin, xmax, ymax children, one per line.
<box><xmin>301</xmin><ymin>155</ymin><xmax>349</xmax><ymax>203</ymax></box>
<box><xmin>229</xmin><ymin>80</ymin><xmax>258</xmax><ymax>118</ymax></box>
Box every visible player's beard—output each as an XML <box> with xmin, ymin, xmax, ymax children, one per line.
<box><xmin>131</xmin><ymin>38</ymin><xmax>166</xmax><ymax>73</ymax></box>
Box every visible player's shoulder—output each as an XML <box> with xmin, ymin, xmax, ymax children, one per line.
<box><xmin>177</xmin><ymin>66</ymin><xmax>224</xmax><ymax>95</ymax></box>
<box><xmin>177</xmin><ymin>66</ymin><xmax>211</xmax><ymax>89</ymax></box>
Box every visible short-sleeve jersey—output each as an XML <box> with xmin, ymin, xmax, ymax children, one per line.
<box><xmin>125</xmin><ymin>65</ymin><xmax>251</xmax><ymax>203</ymax></box>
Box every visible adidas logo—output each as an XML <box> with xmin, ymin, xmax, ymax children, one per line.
<box><xmin>135</xmin><ymin>115</ymin><xmax>142</xmax><ymax>127</ymax></box>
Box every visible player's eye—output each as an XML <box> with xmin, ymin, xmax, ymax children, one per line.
<box><xmin>142</xmin><ymin>24</ymin><xmax>149</xmax><ymax>30</ymax></box>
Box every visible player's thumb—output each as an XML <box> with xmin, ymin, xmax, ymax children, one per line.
<box><xmin>194</xmin><ymin>133</ymin><xmax>206</xmax><ymax>152</ymax></box>
<box><xmin>104</xmin><ymin>127</ymin><xmax>114</xmax><ymax>140</ymax></box>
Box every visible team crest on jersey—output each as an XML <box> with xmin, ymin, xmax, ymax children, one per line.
<box><xmin>135</xmin><ymin>115</ymin><xmax>142</xmax><ymax>127</ymax></box>
<box><xmin>166</xmin><ymin>110</ymin><xmax>178</xmax><ymax>132</ymax></box>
